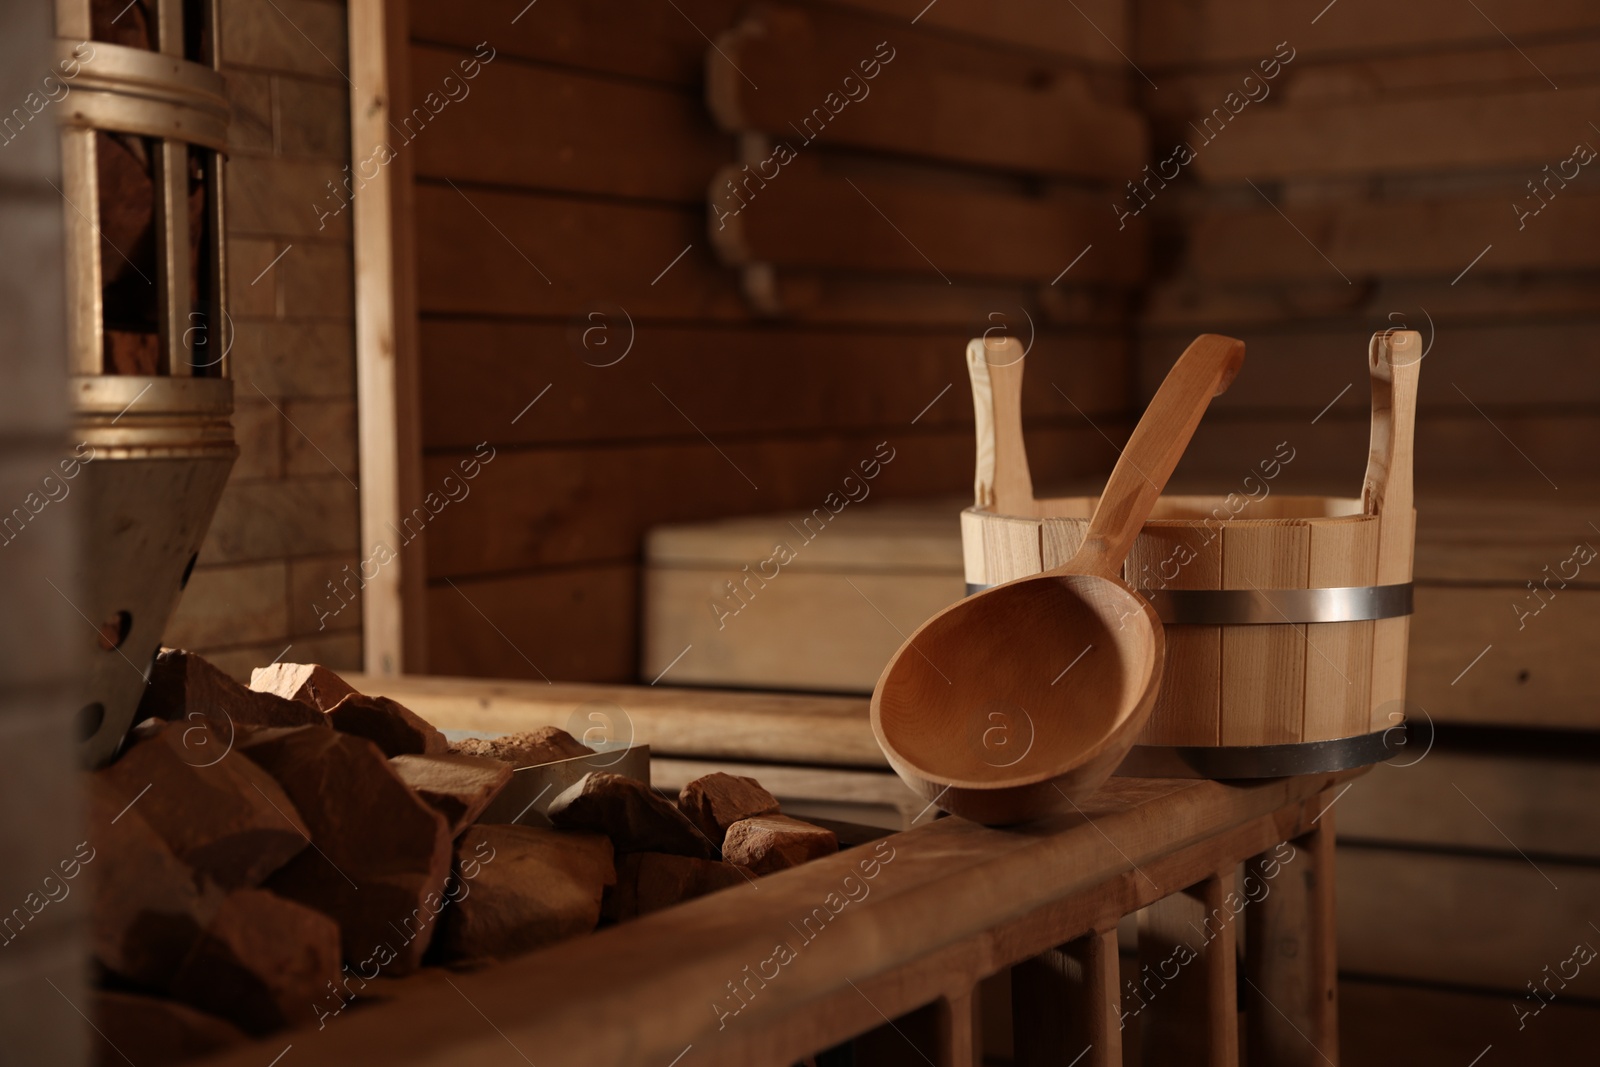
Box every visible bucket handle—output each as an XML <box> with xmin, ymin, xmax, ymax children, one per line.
<box><xmin>1361</xmin><ymin>329</ymin><xmax>1422</xmax><ymax>521</ymax></box>
<box><xmin>965</xmin><ymin>336</ymin><xmax>1033</xmax><ymax>514</ymax></box>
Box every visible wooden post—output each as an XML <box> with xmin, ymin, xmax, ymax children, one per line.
<box><xmin>1138</xmin><ymin>871</ymin><xmax>1240</xmax><ymax>1066</ymax></box>
<box><xmin>349</xmin><ymin>0</ymin><xmax>426</xmax><ymax>675</ymax></box>
<box><xmin>1245</xmin><ymin>813</ymin><xmax>1339</xmax><ymax>1065</ymax></box>
<box><xmin>935</xmin><ymin>989</ymin><xmax>979</xmax><ymax>1067</ymax></box>
<box><xmin>854</xmin><ymin>994</ymin><xmax>977</xmax><ymax>1067</ymax></box>
<box><xmin>1012</xmin><ymin>927</ymin><xmax>1121</xmax><ymax>1067</ymax></box>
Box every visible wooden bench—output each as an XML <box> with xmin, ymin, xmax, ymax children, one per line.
<box><xmin>356</xmin><ymin>671</ymin><xmax>1600</xmax><ymax>1065</ymax></box>
<box><xmin>197</xmin><ymin>758</ymin><xmax>1347</xmax><ymax>1067</ymax></box>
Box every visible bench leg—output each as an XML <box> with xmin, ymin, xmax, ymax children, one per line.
<box><xmin>1137</xmin><ymin>871</ymin><xmax>1241</xmax><ymax>1066</ymax></box>
<box><xmin>1012</xmin><ymin>927</ymin><xmax>1121</xmax><ymax>1067</ymax></box>
<box><xmin>935</xmin><ymin>988</ymin><xmax>978</xmax><ymax>1067</ymax></box>
<box><xmin>1245</xmin><ymin>816</ymin><xmax>1339</xmax><ymax>1065</ymax></box>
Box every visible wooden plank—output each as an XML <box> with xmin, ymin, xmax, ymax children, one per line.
<box><xmin>1337</xmin><ymin>847</ymin><xmax>1600</xmax><ymax>997</ymax></box>
<box><xmin>1244</xmin><ymin>820</ymin><xmax>1338</xmax><ymax>1066</ymax></box>
<box><xmin>1151</xmin><ymin>38</ymin><xmax>1600</xmax><ymax>117</ymax></box>
<box><xmin>412</xmin><ymin>183</ymin><xmax>748</xmax><ymax>320</ymax></box>
<box><xmin>1011</xmin><ymin>928</ymin><xmax>1121</xmax><ymax>1067</ymax></box>
<box><xmin>1410</xmin><ymin>586</ymin><xmax>1600</xmax><ymax>730</ymax></box>
<box><xmin>1196</xmin><ymin>86</ymin><xmax>1600</xmax><ymax>180</ymax></box>
<box><xmin>1137</xmin><ymin>873</ymin><xmax>1240</xmax><ymax>1066</ymax></box>
<box><xmin>648</xmin><ymin>502</ymin><xmax>966</xmax><ymax>572</ymax></box>
<box><xmin>421</xmin><ymin>428</ymin><xmax>1109</xmax><ymax>578</ymax></box>
<box><xmin>1127</xmin><ymin>525</ymin><xmax>1222</xmax><ymax>746</ymax></box>
<box><xmin>713</xmin><ymin>169</ymin><xmax>1145</xmax><ymax>284</ymax></box>
<box><xmin>1221</xmin><ymin>523</ymin><xmax>1310</xmax><ymax>745</ymax></box>
<box><xmin>1302</xmin><ymin>518</ymin><xmax>1377</xmax><ymax>740</ymax></box>
<box><xmin>1339</xmin><ymin>748</ymin><xmax>1600</xmax><ymax>861</ymax></box>
<box><xmin>406</xmin><ymin>0</ymin><xmax>741</xmax><ymax>86</ymax></box>
<box><xmin>960</xmin><ymin>509</ymin><xmax>988</xmax><ymax>587</ymax></box>
<box><xmin>1140</xmin><ymin>321</ymin><xmax>1600</xmax><ymax>412</ymax></box>
<box><xmin>772</xmin><ymin>272</ymin><xmax>1134</xmax><ymax>326</ymax></box>
<box><xmin>347</xmin><ymin>672</ymin><xmax>887</xmax><ymax>767</ymax></box>
<box><xmin>350</xmin><ymin>0</ymin><xmax>423</xmax><ymax>675</ymax></box>
<box><xmin>831</xmin><ymin>0</ymin><xmax>1131</xmax><ymax>67</ymax></box>
<box><xmin>425</xmin><ymin>564</ymin><xmax>638</xmax><ymax>683</ymax></box>
<box><xmin>1409</xmin><ymin>488</ymin><xmax>1600</xmax><ymax>581</ymax></box>
<box><xmin>1155</xmin><ymin>411</ymin><xmax>1600</xmax><ymax>493</ymax></box>
<box><xmin>417</xmin><ymin>321</ymin><xmax>1130</xmax><ymax>449</ymax></box>
<box><xmin>636</xmin><ymin>489</ymin><xmax>1600</xmax><ymax>709</ymax></box>
<box><xmin>193</xmin><ymin>772</ymin><xmax>1345</xmax><ymax>1067</ymax></box>
<box><xmin>1137</xmin><ymin>0</ymin><xmax>1600</xmax><ymax>67</ymax></box>
<box><xmin>855</xmin><ymin>995</ymin><xmax>980</xmax><ymax>1067</ymax></box>
<box><xmin>979</xmin><ymin>514</ymin><xmax>1043</xmax><ymax>586</ymax></box>
<box><xmin>936</xmin><ymin>990</ymin><xmax>978</xmax><ymax>1067</ymax></box>
<box><xmin>1182</xmin><ymin>192</ymin><xmax>1600</xmax><ymax>286</ymax></box>
<box><xmin>1038</xmin><ymin>517</ymin><xmax>1088</xmax><ymax>569</ymax></box>
<box><xmin>406</xmin><ymin>44</ymin><xmax>730</xmax><ymax>203</ymax></box>
<box><xmin>644</xmin><ymin>567</ymin><xmax>966</xmax><ymax>693</ymax></box>
<box><xmin>649</xmin><ymin>757</ymin><xmax>923</xmax><ymax>825</ymax></box>
<box><xmin>710</xmin><ymin>4</ymin><xmax>1145</xmax><ymax>180</ymax></box>
<box><xmin>1143</xmin><ymin>272</ymin><xmax>1600</xmax><ymax>329</ymax></box>
<box><xmin>1341</xmin><ymin>977</ymin><xmax>1600</xmax><ymax>1067</ymax></box>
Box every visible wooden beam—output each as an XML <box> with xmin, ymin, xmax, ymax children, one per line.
<box><xmin>1137</xmin><ymin>0</ymin><xmax>1600</xmax><ymax>67</ymax></box>
<box><xmin>408</xmin><ymin>43</ymin><xmax>731</xmax><ymax>203</ymax></box>
<box><xmin>418</xmin><ymin>322</ymin><xmax>1129</xmax><ymax>449</ymax></box>
<box><xmin>407</xmin><ymin>0</ymin><xmax>741</xmax><ymax>86</ymax></box>
<box><xmin>1137</xmin><ymin>872</ymin><xmax>1241</xmax><ymax>1066</ymax></box>
<box><xmin>1339</xmin><ymin>748</ymin><xmax>1600</xmax><ymax>862</ymax></box>
<box><xmin>833</xmin><ymin>0</ymin><xmax>1133</xmax><ymax>67</ymax></box>
<box><xmin>1195</xmin><ymin>87</ymin><xmax>1600</xmax><ymax>181</ymax></box>
<box><xmin>412</xmin><ymin>183</ymin><xmax>746</xmax><ymax>320</ymax></box>
<box><xmin>349</xmin><ymin>0</ymin><xmax>425</xmax><ymax>675</ymax></box>
<box><xmin>1012</xmin><ymin>928</ymin><xmax>1121</xmax><ymax>1067</ymax></box>
<box><xmin>1139</xmin><ymin>321</ymin><xmax>1600</xmax><ymax>413</ymax></box>
<box><xmin>1244</xmin><ymin>818</ymin><xmax>1338</xmax><ymax>1066</ymax></box>
<box><xmin>418</xmin><ymin>426</ymin><xmax>1114</xmax><ymax>578</ymax></box>
<box><xmin>712</xmin><ymin>170</ymin><xmax>1145</xmax><ymax>285</ymax></box>
<box><xmin>343</xmin><ymin>672</ymin><xmax>887</xmax><ymax>767</ymax></box>
<box><xmin>1183</xmin><ymin>193</ymin><xmax>1600</xmax><ymax>286</ymax></box>
<box><xmin>1338</xmin><ymin>847</ymin><xmax>1600</xmax><ymax>997</ymax></box>
<box><xmin>709</xmin><ymin>4</ymin><xmax>1145</xmax><ymax>180</ymax></box>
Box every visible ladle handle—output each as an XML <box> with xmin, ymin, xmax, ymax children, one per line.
<box><xmin>1066</xmin><ymin>333</ymin><xmax>1246</xmax><ymax>579</ymax></box>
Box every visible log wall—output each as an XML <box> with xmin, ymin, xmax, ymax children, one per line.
<box><xmin>400</xmin><ymin>0</ymin><xmax>1142</xmax><ymax>680</ymax></box>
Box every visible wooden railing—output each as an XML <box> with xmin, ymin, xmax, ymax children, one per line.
<box><xmin>199</xmin><ymin>768</ymin><xmax>1352</xmax><ymax>1067</ymax></box>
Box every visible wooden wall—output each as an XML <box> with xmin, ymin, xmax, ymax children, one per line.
<box><xmin>401</xmin><ymin>0</ymin><xmax>1144</xmax><ymax>681</ymax></box>
<box><xmin>1128</xmin><ymin>3</ymin><xmax>1600</xmax><ymax>1061</ymax></box>
<box><xmin>1133</xmin><ymin>0</ymin><xmax>1600</xmax><ymax>489</ymax></box>
<box><xmin>0</xmin><ymin>2</ymin><xmax>90</xmax><ymax>1057</ymax></box>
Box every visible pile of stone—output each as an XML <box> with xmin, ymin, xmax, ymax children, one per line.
<box><xmin>85</xmin><ymin>652</ymin><xmax>841</xmax><ymax>1065</ymax></box>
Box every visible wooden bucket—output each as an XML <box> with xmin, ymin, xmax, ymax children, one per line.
<box><xmin>960</xmin><ymin>330</ymin><xmax>1421</xmax><ymax>777</ymax></box>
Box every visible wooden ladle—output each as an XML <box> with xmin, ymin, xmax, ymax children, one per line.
<box><xmin>870</xmin><ymin>333</ymin><xmax>1246</xmax><ymax>825</ymax></box>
